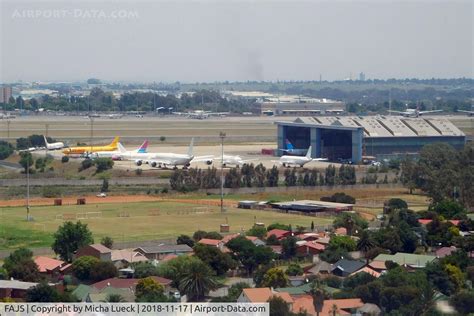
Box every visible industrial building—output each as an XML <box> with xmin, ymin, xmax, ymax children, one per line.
<box><xmin>270</xmin><ymin>200</ymin><xmax>354</xmax><ymax>214</ymax></box>
<box><xmin>260</xmin><ymin>96</ymin><xmax>345</xmax><ymax>116</ymax></box>
<box><xmin>276</xmin><ymin>116</ymin><xmax>466</xmax><ymax>163</ymax></box>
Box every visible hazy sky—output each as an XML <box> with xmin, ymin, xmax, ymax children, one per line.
<box><xmin>1</xmin><ymin>0</ymin><xmax>472</xmax><ymax>83</ymax></box>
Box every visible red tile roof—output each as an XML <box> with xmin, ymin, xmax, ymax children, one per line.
<box><xmin>34</xmin><ymin>256</ymin><xmax>64</xmax><ymax>273</ymax></box>
<box><xmin>335</xmin><ymin>227</ymin><xmax>348</xmax><ymax>235</ymax></box>
<box><xmin>303</xmin><ymin>241</ymin><xmax>326</xmax><ymax>251</ymax></box>
<box><xmin>267</xmin><ymin>229</ymin><xmax>290</xmax><ymax>239</ymax></box>
<box><xmin>242</xmin><ymin>288</ymin><xmax>294</xmax><ymax>304</ymax></box>
<box><xmin>198</xmin><ymin>238</ymin><xmax>222</xmax><ymax>246</ymax></box>
<box><xmin>418</xmin><ymin>219</ymin><xmax>461</xmax><ymax>226</ymax></box>
<box><xmin>89</xmin><ymin>244</ymin><xmax>112</xmax><ymax>254</ymax></box>
<box><xmin>368</xmin><ymin>260</ymin><xmax>387</xmax><ymax>270</ymax></box>
<box><xmin>435</xmin><ymin>246</ymin><xmax>457</xmax><ymax>258</ymax></box>
<box><xmin>222</xmin><ymin>233</ymin><xmax>240</xmax><ymax>244</ymax></box>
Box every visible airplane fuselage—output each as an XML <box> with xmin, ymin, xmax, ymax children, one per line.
<box><xmin>279</xmin><ymin>155</ymin><xmax>311</xmax><ymax>167</ymax></box>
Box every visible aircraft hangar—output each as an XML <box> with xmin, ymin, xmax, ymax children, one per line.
<box><xmin>275</xmin><ymin>116</ymin><xmax>466</xmax><ymax>163</ymax></box>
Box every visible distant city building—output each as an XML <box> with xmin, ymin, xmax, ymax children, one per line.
<box><xmin>359</xmin><ymin>72</ymin><xmax>366</xmax><ymax>81</ymax></box>
<box><xmin>0</xmin><ymin>86</ymin><xmax>12</xmax><ymax>103</ymax></box>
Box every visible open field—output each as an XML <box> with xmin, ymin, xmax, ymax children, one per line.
<box><xmin>0</xmin><ymin>186</ymin><xmax>431</xmax><ymax>250</ymax></box>
<box><xmin>0</xmin><ymin>199</ymin><xmax>333</xmax><ymax>250</ymax></box>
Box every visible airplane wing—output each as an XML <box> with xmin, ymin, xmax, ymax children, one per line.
<box><xmin>388</xmin><ymin>110</ymin><xmax>407</xmax><ymax>114</ymax></box>
<box><xmin>147</xmin><ymin>158</ymin><xmax>175</xmax><ymax>165</ymax></box>
<box><xmin>191</xmin><ymin>155</ymin><xmax>214</xmax><ymax>163</ymax></box>
<box><xmin>312</xmin><ymin>158</ymin><xmax>328</xmax><ymax>162</ymax></box>
<box><xmin>419</xmin><ymin>110</ymin><xmax>443</xmax><ymax>114</ymax></box>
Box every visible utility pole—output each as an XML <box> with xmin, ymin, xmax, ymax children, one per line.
<box><xmin>89</xmin><ymin>117</ymin><xmax>94</xmax><ymax>154</ymax></box>
<box><xmin>219</xmin><ymin>132</ymin><xmax>226</xmax><ymax>213</ymax></box>
<box><xmin>26</xmin><ymin>156</ymin><xmax>30</xmax><ymax>221</ymax></box>
<box><xmin>6</xmin><ymin>120</ymin><xmax>10</xmax><ymax>139</ymax></box>
<box><xmin>45</xmin><ymin>123</ymin><xmax>49</xmax><ymax>138</ymax></box>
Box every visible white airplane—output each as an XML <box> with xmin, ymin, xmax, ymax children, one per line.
<box><xmin>43</xmin><ymin>136</ymin><xmax>65</xmax><ymax>150</ymax></box>
<box><xmin>172</xmin><ymin>110</ymin><xmax>229</xmax><ymax>119</ymax></box>
<box><xmin>388</xmin><ymin>108</ymin><xmax>443</xmax><ymax>117</ymax></box>
<box><xmin>136</xmin><ymin>138</ymin><xmax>214</xmax><ymax>169</ymax></box>
<box><xmin>218</xmin><ymin>154</ymin><xmax>258</xmax><ymax>167</ymax></box>
<box><xmin>457</xmin><ymin>109</ymin><xmax>474</xmax><ymax>117</ymax></box>
<box><xmin>275</xmin><ymin>146</ymin><xmax>328</xmax><ymax>168</ymax></box>
<box><xmin>0</xmin><ymin>113</ymin><xmax>15</xmax><ymax>119</ymax></box>
<box><xmin>92</xmin><ymin>140</ymin><xmax>149</xmax><ymax>160</ymax></box>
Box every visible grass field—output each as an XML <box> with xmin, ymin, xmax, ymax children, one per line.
<box><xmin>0</xmin><ymin>200</ymin><xmax>333</xmax><ymax>250</ymax></box>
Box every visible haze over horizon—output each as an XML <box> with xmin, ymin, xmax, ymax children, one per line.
<box><xmin>1</xmin><ymin>0</ymin><xmax>472</xmax><ymax>83</ymax></box>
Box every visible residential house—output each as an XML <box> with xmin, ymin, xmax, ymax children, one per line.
<box><xmin>331</xmin><ymin>259</ymin><xmax>365</xmax><ymax>277</ymax></box>
<box><xmin>198</xmin><ymin>238</ymin><xmax>224</xmax><ymax>249</ymax></box>
<box><xmin>373</xmin><ymin>253</ymin><xmax>436</xmax><ymax>269</ymax></box>
<box><xmin>134</xmin><ymin>244</ymin><xmax>193</xmax><ymax>261</ymax></box>
<box><xmin>334</xmin><ymin>227</ymin><xmax>348</xmax><ymax>235</ymax></box>
<box><xmin>34</xmin><ymin>256</ymin><xmax>67</xmax><ymax>278</ymax></box>
<box><xmin>0</xmin><ymin>280</ymin><xmax>40</xmax><ymax>300</ymax></box>
<box><xmin>87</xmin><ymin>287</ymin><xmax>135</xmax><ymax>303</ymax></box>
<box><xmin>269</xmin><ymin>245</ymin><xmax>283</xmax><ymax>256</ymax></box>
<box><xmin>76</xmin><ymin>244</ymin><xmax>112</xmax><ymax>261</ymax></box>
<box><xmin>292</xmin><ymin>296</ymin><xmax>365</xmax><ymax>316</ymax></box>
<box><xmin>110</xmin><ymin>249</ymin><xmax>148</xmax><ymax>268</ymax></box>
<box><xmin>275</xmin><ymin>283</ymin><xmax>339</xmax><ymax>298</ymax></box>
<box><xmin>307</xmin><ymin>260</ymin><xmax>333</xmax><ymax>275</ymax></box>
<box><xmin>350</xmin><ymin>266</ymin><xmax>382</xmax><ymax>278</ymax></box>
<box><xmin>237</xmin><ymin>287</ymin><xmax>293</xmax><ymax>309</ymax></box>
<box><xmin>368</xmin><ymin>260</ymin><xmax>387</xmax><ymax>273</ymax></box>
<box><xmin>266</xmin><ymin>229</ymin><xmax>291</xmax><ymax>240</ymax></box>
<box><xmin>435</xmin><ymin>246</ymin><xmax>457</xmax><ymax>258</ymax></box>
<box><xmin>296</xmin><ymin>241</ymin><xmax>325</xmax><ymax>257</ymax></box>
<box><xmin>245</xmin><ymin>236</ymin><xmax>266</xmax><ymax>247</ymax></box>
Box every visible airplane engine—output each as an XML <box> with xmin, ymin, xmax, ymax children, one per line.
<box><xmin>205</xmin><ymin>160</ymin><xmax>213</xmax><ymax>165</ymax></box>
<box><xmin>185</xmin><ymin>163</ymin><xmax>191</xmax><ymax>167</ymax></box>
<box><xmin>135</xmin><ymin>160</ymin><xmax>142</xmax><ymax>166</ymax></box>
<box><xmin>150</xmin><ymin>161</ymin><xmax>157</xmax><ymax>168</ymax></box>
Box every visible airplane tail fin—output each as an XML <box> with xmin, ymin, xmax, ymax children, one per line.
<box><xmin>187</xmin><ymin>138</ymin><xmax>194</xmax><ymax>156</ymax></box>
<box><xmin>43</xmin><ymin>135</ymin><xmax>49</xmax><ymax>146</ymax></box>
<box><xmin>136</xmin><ymin>140</ymin><xmax>148</xmax><ymax>153</ymax></box>
<box><xmin>117</xmin><ymin>143</ymin><xmax>127</xmax><ymax>153</ymax></box>
<box><xmin>110</xmin><ymin>136</ymin><xmax>120</xmax><ymax>148</ymax></box>
<box><xmin>306</xmin><ymin>146</ymin><xmax>312</xmax><ymax>159</ymax></box>
<box><xmin>285</xmin><ymin>139</ymin><xmax>294</xmax><ymax>151</ymax></box>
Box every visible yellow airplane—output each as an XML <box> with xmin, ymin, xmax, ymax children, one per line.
<box><xmin>62</xmin><ymin>137</ymin><xmax>120</xmax><ymax>155</ymax></box>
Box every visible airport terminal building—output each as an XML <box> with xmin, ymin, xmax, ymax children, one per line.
<box><xmin>276</xmin><ymin>116</ymin><xmax>466</xmax><ymax>163</ymax></box>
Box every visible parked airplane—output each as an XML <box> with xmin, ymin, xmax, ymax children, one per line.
<box><xmin>93</xmin><ymin>140</ymin><xmax>149</xmax><ymax>160</ymax></box>
<box><xmin>279</xmin><ymin>139</ymin><xmax>308</xmax><ymax>156</ymax></box>
<box><xmin>218</xmin><ymin>154</ymin><xmax>258</xmax><ymax>167</ymax></box>
<box><xmin>172</xmin><ymin>110</ymin><xmax>229</xmax><ymax>119</ymax></box>
<box><xmin>62</xmin><ymin>137</ymin><xmax>120</xmax><ymax>155</ymax></box>
<box><xmin>275</xmin><ymin>146</ymin><xmax>328</xmax><ymax>167</ymax></box>
<box><xmin>135</xmin><ymin>138</ymin><xmax>213</xmax><ymax>169</ymax></box>
<box><xmin>457</xmin><ymin>109</ymin><xmax>474</xmax><ymax>117</ymax></box>
<box><xmin>43</xmin><ymin>136</ymin><xmax>65</xmax><ymax>150</ymax></box>
<box><xmin>388</xmin><ymin>108</ymin><xmax>442</xmax><ymax>117</ymax></box>
<box><xmin>0</xmin><ymin>113</ymin><xmax>15</xmax><ymax>119</ymax></box>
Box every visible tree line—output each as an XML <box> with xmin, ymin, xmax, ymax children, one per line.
<box><xmin>169</xmin><ymin>164</ymin><xmax>357</xmax><ymax>192</ymax></box>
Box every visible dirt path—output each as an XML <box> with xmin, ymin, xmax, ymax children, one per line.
<box><xmin>0</xmin><ymin>195</ymin><xmax>237</xmax><ymax>208</ymax></box>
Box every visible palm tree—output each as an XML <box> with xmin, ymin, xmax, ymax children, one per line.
<box><xmin>179</xmin><ymin>259</ymin><xmax>218</xmax><ymax>301</ymax></box>
<box><xmin>105</xmin><ymin>294</ymin><xmax>125</xmax><ymax>302</ymax></box>
<box><xmin>310</xmin><ymin>280</ymin><xmax>327</xmax><ymax>316</ymax></box>
<box><xmin>356</xmin><ymin>231</ymin><xmax>376</xmax><ymax>263</ymax></box>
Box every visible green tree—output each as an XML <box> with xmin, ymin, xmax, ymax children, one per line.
<box><xmin>106</xmin><ymin>294</ymin><xmax>125</xmax><ymax>302</ymax></box>
<box><xmin>90</xmin><ymin>261</ymin><xmax>118</xmax><ymax>281</ymax></box>
<box><xmin>227</xmin><ymin>282</ymin><xmax>250</xmax><ymax>301</ymax></box>
<box><xmin>226</xmin><ymin>236</ymin><xmax>274</xmax><ymax>275</ymax></box>
<box><xmin>268</xmin><ymin>295</ymin><xmax>292</xmax><ymax>316</ymax></box>
<box><xmin>266</xmin><ymin>166</ymin><xmax>279</xmax><ymax>187</ymax></box>
<box><xmin>72</xmin><ymin>256</ymin><xmax>100</xmax><ymax>280</ymax></box>
<box><xmin>25</xmin><ymin>283</ymin><xmax>61</xmax><ymax>302</ymax></box>
<box><xmin>178</xmin><ymin>259</ymin><xmax>218</xmax><ymax>301</ymax></box>
<box><xmin>281</xmin><ymin>236</ymin><xmax>297</xmax><ymax>259</ymax></box>
<box><xmin>328</xmin><ymin>235</ymin><xmax>356</xmax><ymax>252</ymax></box>
<box><xmin>0</xmin><ymin>141</ymin><xmax>14</xmax><ymax>160</ymax></box>
<box><xmin>177</xmin><ymin>234</ymin><xmax>194</xmax><ymax>247</ymax></box>
<box><xmin>100</xmin><ymin>236</ymin><xmax>113</xmax><ymax>249</ymax></box>
<box><xmin>52</xmin><ymin>221</ymin><xmax>94</xmax><ymax>262</ymax></box>
<box><xmin>450</xmin><ymin>290</ymin><xmax>474</xmax><ymax>315</ymax></box>
<box><xmin>356</xmin><ymin>231</ymin><xmax>376</xmax><ymax>262</ymax></box>
<box><xmin>133</xmin><ymin>262</ymin><xmax>160</xmax><ymax>278</ymax></box>
<box><xmin>285</xmin><ymin>263</ymin><xmax>303</xmax><ymax>276</ymax></box>
<box><xmin>100</xmin><ymin>179</ymin><xmax>109</xmax><ymax>192</ymax></box>
<box><xmin>193</xmin><ymin>243</ymin><xmax>236</xmax><ymax>276</ymax></box>
<box><xmin>2</xmin><ymin>248</ymin><xmax>40</xmax><ymax>282</ymax></box>
<box><xmin>246</xmin><ymin>225</ymin><xmax>267</xmax><ymax>239</ymax></box>
<box><xmin>135</xmin><ymin>277</ymin><xmax>168</xmax><ymax>302</ymax></box>
<box><xmin>386</xmin><ymin>198</ymin><xmax>408</xmax><ymax>211</ymax></box>
<box><xmin>94</xmin><ymin>158</ymin><xmax>114</xmax><ymax>173</ymax></box>
<box><xmin>19</xmin><ymin>151</ymin><xmax>34</xmax><ymax>173</ymax></box>
<box><xmin>261</xmin><ymin>268</ymin><xmax>289</xmax><ymax>288</ymax></box>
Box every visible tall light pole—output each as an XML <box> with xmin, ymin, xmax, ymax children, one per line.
<box><xmin>6</xmin><ymin>120</ymin><xmax>10</xmax><ymax>139</ymax></box>
<box><xmin>219</xmin><ymin>132</ymin><xmax>226</xmax><ymax>213</ymax></box>
<box><xmin>89</xmin><ymin>117</ymin><xmax>94</xmax><ymax>154</ymax></box>
<box><xmin>26</xmin><ymin>156</ymin><xmax>30</xmax><ymax>221</ymax></box>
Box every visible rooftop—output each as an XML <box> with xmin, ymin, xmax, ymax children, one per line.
<box><xmin>34</xmin><ymin>256</ymin><xmax>65</xmax><ymax>273</ymax></box>
<box><xmin>277</xmin><ymin>116</ymin><xmax>465</xmax><ymax>138</ymax></box>
<box><xmin>241</xmin><ymin>287</ymin><xmax>294</xmax><ymax>304</ymax></box>
<box><xmin>135</xmin><ymin>244</ymin><xmax>193</xmax><ymax>254</ymax></box>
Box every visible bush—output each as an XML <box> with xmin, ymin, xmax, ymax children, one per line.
<box><xmin>79</xmin><ymin>159</ymin><xmax>93</xmax><ymax>171</ymax></box>
<box><xmin>135</xmin><ymin>168</ymin><xmax>142</xmax><ymax>175</ymax></box>
<box><xmin>285</xmin><ymin>263</ymin><xmax>303</xmax><ymax>276</ymax></box>
<box><xmin>0</xmin><ymin>141</ymin><xmax>14</xmax><ymax>160</ymax></box>
<box><xmin>94</xmin><ymin>158</ymin><xmax>114</xmax><ymax>173</ymax></box>
<box><xmin>42</xmin><ymin>186</ymin><xmax>62</xmax><ymax>198</ymax></box>
<box><xmin>61</xmin><ymin>156</ymin><xmax>69</xmax><ymax>163</ymax></box>
<box><xmin>321</xmin><ymin>192</ymin><xmax>356</xmax><ymax>204</ymax></box>
<box><xmin>72</xmin><ymin>256</ymin><xmax>100</xmax><ymax>280</ymax></box>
